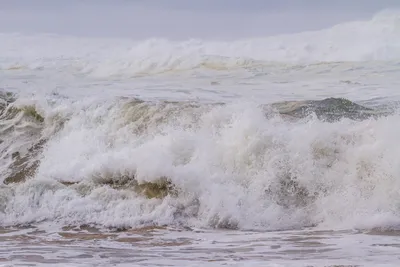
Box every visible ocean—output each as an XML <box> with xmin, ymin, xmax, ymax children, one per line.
<box><xmin>1</xmin><ymin>4</ymin><xmax>400</xmax><ymax>266</ymax></box>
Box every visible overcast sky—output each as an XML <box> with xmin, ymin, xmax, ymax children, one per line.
<box><xmin>0</xmin><ymin>0</ymin><xmax>399</xmax><ymax>39</ymax></box>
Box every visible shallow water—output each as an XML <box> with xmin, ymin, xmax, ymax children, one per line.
<box><xmin>1</xmin><ymin>226</ymin><xmax>400</xmax><ymax>267</ymax></box>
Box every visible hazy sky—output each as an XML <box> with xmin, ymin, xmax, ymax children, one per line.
<box><xmin>0</xmin><ymin>0</ymin><xmax>399</xmax><ymax>39</ymax></box>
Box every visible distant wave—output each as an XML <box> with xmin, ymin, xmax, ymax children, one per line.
<box><xmin>1</xmin><ymin>10</ymin><xmax>400</xmax><ymax>78</ymax></box>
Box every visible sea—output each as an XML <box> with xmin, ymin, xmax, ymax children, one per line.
<box><xmin>1</xmin><ymin>4</ymin><xmax>400</xmax><ymax>267</ymax></box>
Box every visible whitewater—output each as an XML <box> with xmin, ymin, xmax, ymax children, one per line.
<box><xmin>2</xmin><ymin>7</ymin><xmax>400</xmax><ymax>267</ymax></box>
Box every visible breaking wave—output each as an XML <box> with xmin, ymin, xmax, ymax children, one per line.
<box><xmin>1</xmin><ymin>92</ymin><xmax>400</xmax><ymax>231</ymax></box>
